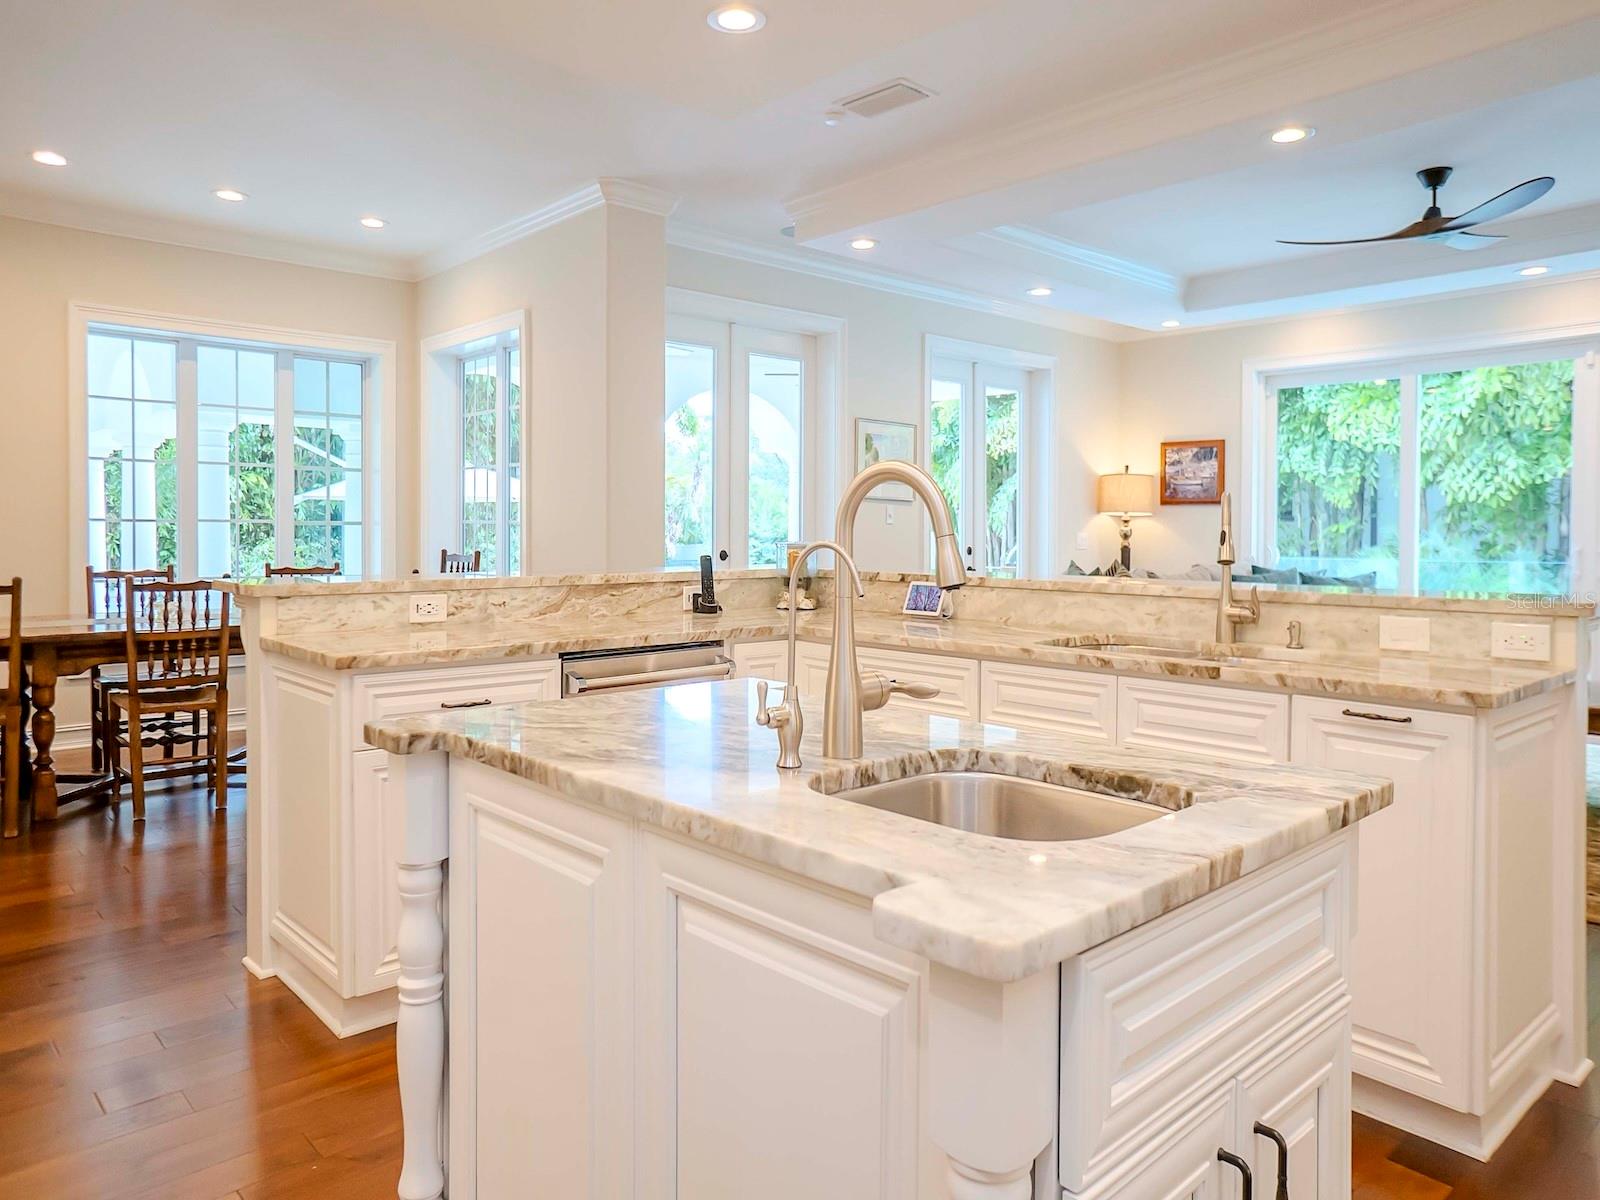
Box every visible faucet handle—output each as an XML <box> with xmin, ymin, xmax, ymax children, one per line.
<box><xmin>1246</xmin><ymin>584</ymin><xmax>1261</xmax><ymax>619</ymax></box>
<box><xmin>755</xmin><ymin>679</ymin><xmax>771</xmax><ymax>726</ymax></box>
<box><xmin>890</xmin><ymin>680</ymin><xmax>939</xmax><ymax>701</ymax></box>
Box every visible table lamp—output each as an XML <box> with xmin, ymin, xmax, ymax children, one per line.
<box><xmin>1097</xmin><ymin>465</ymin><xmax>1157</xmax><ymax>571</ymax></box>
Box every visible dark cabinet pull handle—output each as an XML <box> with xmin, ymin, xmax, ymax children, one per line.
<box><xmin>1254</xmin><ymin>1122</ymin><xmax>1290</xmax><ymax>1200</ymax></box>
<box><xmin>1340</xmin><ymin>707</ymin><xmax>1412</xmax><ymax>724</ymax></box>
<box><xmin>440</xmin><ymin>698</ymin><xmax>493</xmax><ymax>709</ymax></box>
<box><xmin>1218</xmin><ymin>1149</ymin><xmax>1253</xmax><ymax>1200</ymax></box>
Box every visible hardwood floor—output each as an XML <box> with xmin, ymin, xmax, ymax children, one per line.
<box><xmin>2</xmin><ymin>764</ymin><xmax>1598</xmax><ymax>1197</ymax></box>
<box><xmin>0</xmin><ymin>767</ymin><xmax>400</xmax><ymax>1199</ymax></box>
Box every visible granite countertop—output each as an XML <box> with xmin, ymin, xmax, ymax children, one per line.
<box><xmin>261</xmin><ymin>608</ymin><xmax>1575</xmax><ymax>709</ymax></box>
<box><xmin>365</xmin><ymin>678</ymin><xmax>1391</xmax><ymax>981</ymax></box>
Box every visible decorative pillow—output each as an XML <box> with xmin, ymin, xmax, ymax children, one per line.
<box><xmin>1249</xmin><ymin>565</ymin><xmax>1303</xmax><ymax>584</ymax></box>
<box><xmin>1185</xmin><ymin>564</ymin><xmax>1222</xmax><ymax>581</ymax></box>
<box><xmin>1299</xmin><ymin>569</ymin><xmax>1379</xmax><ymax>589</ymax></box>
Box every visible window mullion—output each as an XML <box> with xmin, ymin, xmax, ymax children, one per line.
<box><xmin>966</xmin><ymin>364</ymin><xmax>984</xmax><ymax>574</ymax></box>
<box><xmin>498</xmin><ymin>346</ymin><xmax>511</xmax><ymax>575</ymax></box>
<box><xmin>1397</xmin><ymin>373</ymin><xmax>1420</xmax><ymax>595</ymax></box>
<box><xmin>275</xmin><ymin>351</ymin><xmax>295</xmax><ymax>571</ymax></box>
<box><xmin>175</xmin><ymin>341</ymin><xmax>199</xmax><ymax>577</ymax></box>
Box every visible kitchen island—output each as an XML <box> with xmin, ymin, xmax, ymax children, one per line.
<box><xmin>367</xmin><ymin>677</ymin><xmax>1392</xmax><ymax>1200</ymax></box>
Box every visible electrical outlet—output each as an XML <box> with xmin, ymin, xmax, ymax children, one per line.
<box><xmin>408</xmin><ymin>593</ymin><xmax>448</xmax><ymax>623</ymax></box>
<box><xmin>1075</xmin><ymin>533</ymin><xmax>1090</xmax><ymax>551</ymax></box>
<box><xmin>682</xmin><ymin>585</ymin><xmax>697</xmax><ymax>611</ymax></box>
<box><xmin>1490</xmin><ymin>621</ymin><xmax>1551</xmax><ymax>661</ymax></box>
<box><xmin>1378</xmin><ymin>615</ymin><xmax>1430</xmax><ymax>652</ymax></box>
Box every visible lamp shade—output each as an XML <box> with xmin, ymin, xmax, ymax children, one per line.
<box><xmin>1097</xmin><ymin>468</ymin><xmax>1157</xmax><ymax>517</ymax></box>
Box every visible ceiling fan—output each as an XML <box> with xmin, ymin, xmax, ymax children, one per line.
<box><xmin>1278</xmin><ymin>166</ymin><xmax>1554</xmax><ymax>251</ymax></box>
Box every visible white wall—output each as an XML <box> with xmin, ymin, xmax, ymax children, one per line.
<box><xmin>666</xmin><ymin>246</ymin><xmax>1124</xmax><ymax>575</ymax></box>
<box><xmin>1117</xmin><ymin>275</ymin><xmax>1600</xmax><ymax>577</ymax></box>
<box><xmin>0</xmin><ymin>215</ymin><xmax>416</xmax><ymax>612</ymax></box>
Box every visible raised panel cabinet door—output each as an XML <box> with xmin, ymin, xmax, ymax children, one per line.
<box><xmin>979</xmin><ymin>661</ymin><xmax>1116</xmax><ymax>742</ymax></box>
<box><xmin>731</xmin><ymin>639</ymin><xmax>786</xmax><ymax>680</ymax></box>
<box><xmin>1290</xmin><ymin>696</ymin><xmax>1475</xmax><ymax>1109</ymax></box>
<box><xmin>348</xmin><ymin>747</ymin><xmax>405</xmax><ymax>994</ymax></box>
<box><xmin>1084</xmin><ymin>1087</ymin><xmax>1236</xmax><ymax>1200</ymax></box>
<box><xmin>1117</xmin><ymin>678</ymin><xmax>1289</xmax><ymax>764</ymax></box>
<box><xmin>636</xmin><ymin>831</ymin><xmax>923</xmax><ymax>1200</ymax></box>
<box><xmin>447</xmin><ymin>760</ymin><xmax>633</xmax><ymax>1200</ymax></box>
<box><xmin>1234</xmin><ymin>1009</ymin><xmax>1352</xmax><ymax>1200</ymax></box>
<box><xmin>795</xmin><ymin>640</ymin><xmax>833</xmax><ymax>698</ymax></box>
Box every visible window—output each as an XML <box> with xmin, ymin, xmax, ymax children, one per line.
<box><xmin>87</xmin><ymin>327</ymin><xmax>372</xmax><ymax>578</ymax></box>
<box><xmin>663</xmin><ymin>317</ymin><xmax>815</xmax><ymax>569</ymax></box>
<box><xmin>929</xmin><ymin>356</ymin><xmax>1029</xmax><ymax>577</ymax></box>
<box><xmin>1266</xmin><ymin>350</ymin><xmax>1588</xmax><ymax>594</ymax></box>
<box><xmin>456</xmin><ymin>341</ymin><xmax>522</xmax><ymax>575</ymax></box>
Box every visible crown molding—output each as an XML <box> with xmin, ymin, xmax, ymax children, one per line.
<box><xmin>0</xmin><ymin>191</ymin><xmax>412</xmax><ymax>281</ymax></box>
<box><xmin>665</xmin><ymin>222</ymin><xmax>1136</xmax><ymax>340</ymax></box>
<box><xmin>785</xmin><ymin>0</ymin><xmax>1589</xmax><ymax>238</ymax></box>
<box><xmin>417</xmin><ymin>178</ymin><xmax>678</xmax><ymax>278</ymax></box>
<box><xmin>981</xmin><ymin>226</ymin><xmax>1180</xmax><ymax>295</ymax></box>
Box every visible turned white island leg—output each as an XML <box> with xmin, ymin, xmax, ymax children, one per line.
<box><xmin>391</xmin><ymin>752</ymin><xmax>450</xmax><ymax>1200</ymax></box>
<box><xmin>928</xmin><ymin>964</ymin><xmax>1059</xmax><ymax>1199</ymax></box>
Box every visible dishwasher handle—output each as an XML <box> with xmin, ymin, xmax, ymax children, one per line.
<box><xmin>564</xmin><ymin>657</ymin><xmax>735</xmax><ymax>694</ymax></box>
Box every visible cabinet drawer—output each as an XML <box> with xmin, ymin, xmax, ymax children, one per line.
<box><xmin>1058</xmin><ymin>836</ymin><xmax>1352</xmax><ymax>1193</ymax></box>
<box><xmin>351</xmin><ymin>659</ymin><xmax>561</xmax><ymax>748</ymax></box>
<box><xmin>731</xmin><ymin>640</ymin><xmax>786</xmax><ymax>681</ymax></box>
<box><xmin>979</xmin><ymin>661</ymin><xmax>1116</xmax><ymax>743</ymax></box>
<box><xmin>1117</xmin><ymin>677</ymin><xmax>1289</xmax><ymax>764</ymax></box>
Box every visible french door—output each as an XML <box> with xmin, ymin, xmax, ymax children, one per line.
<box><xmin>664</xmin><ymin>317</ymin><xmax>816</xmax><ymax>569</ymax></box>
<box><xmin>929</xmin><ymin>356</ymin><xmax>1028</xmax><ymax>577</ymax></box>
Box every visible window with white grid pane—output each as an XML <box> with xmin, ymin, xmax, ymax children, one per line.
<box><xmin>86</xmin><ymin>325</ymin><xmax>372</xmax><ymax>579</ymax></box>
<box><xmin>457</xmin><ymin>342</ymin><xmax>521</xmax><ymax>575</ymax></box>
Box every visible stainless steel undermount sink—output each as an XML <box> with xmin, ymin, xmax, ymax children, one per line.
<box><xmin>824</xmin><ymin>771</ymin><xmax>1163</xmax><ymax>841</ymax></box>
<box><xmin>1043</xmin><ymin>639</ymin><xmax>1208</xmax><ymax>659</ymax></box>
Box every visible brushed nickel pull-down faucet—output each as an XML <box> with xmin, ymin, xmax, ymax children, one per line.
<box><xmin>1215</xmin><ymin>490</ymin><xmax>1260</xmax><ymax>644</ymax></box>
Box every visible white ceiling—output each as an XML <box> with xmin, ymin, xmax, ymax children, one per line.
<box><xmin>5</xmin><ymin>0</ymin><xmax>1600</xmax><ymax>332</ymax></box>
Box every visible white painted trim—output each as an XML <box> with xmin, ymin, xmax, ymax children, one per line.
<box><xmin>419</xmin><ymin>179</ymin><xmax>677</xmax><ymax>279</ymax></box>
<box><xmin>1241</xmin><ymin>319</ymin><xmax>1600</xmax><ymax>579</ymax></box>
<box><xmin>981</xmin><ymin>226</ymin><xmax>1180</xmax><ymax>295</ymax></box>
<box><xmin>667</xmin><ymin>223</ymin><xmax>1130</xmax><ymax>341</ymax></box>
<box><xmin>67</xmin><ymin>302</ymin><xmax>398</xmax><ymax>608</ymax></box>
<box><xmin>418</xmin><ymin>310</ymin><xmax>531</xmax><ymax>574</ymax></box>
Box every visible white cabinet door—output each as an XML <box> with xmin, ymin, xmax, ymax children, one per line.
<box><xmin>1118</xmin><ymin>678</ymin><xmax>1289</xmax><ymax>764</ymax></box>
<box><xmin>1290</xmin><ymin>696</ymin><xmax>1475</xmax><ymax>1109</ymax></box>
<box><xmin>1234</xmin><ymin>1011</ymin><xmax>1351</xmax><ymax>1200</ymax></box>
<box><xmin>979</xmin><ymin>661</ymin><xmax>1116</xmax><ymax>743</ymax></box>
<box><xmin>856</xmin><ymin>646</ymin><xmax>979</xmax><ymax>719</ymax></box>
<box><xmin>732</xmin><ymin>639</ymin><xmax>786</xmax><ymax>680</ymax></box>
<box><xmin>636</xmin><ymin>830</ymin><xmax>924</xmax><ymax>1200</ymax></box>
<box><xmin>446</xmin><ymin>759</ymin><xmax>633</xmax><ymax>1200</ymax></box>
<box><xmin>1086</xmin><ymin>1087</ymin><xmax>1235</xmax><ymax>1200</ymax></box>
<box><xmin>348</xmin><ymin>747</ymin><xmax>404</xmax><ymax>994</ymax></box>
<box><xmin>795</xmin><ymin>641</ymin><xmax>832</xmax><ymax>697</ymax></box>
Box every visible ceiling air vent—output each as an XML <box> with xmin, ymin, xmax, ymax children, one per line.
<box><xmin>838</xmin><ymin>78</ymin><xmax>933</xmax><ymax>119</ymax></box>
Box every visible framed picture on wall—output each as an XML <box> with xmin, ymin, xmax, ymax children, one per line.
<box><xmin>1160</xmin><ymin>439</ymin><xmax>1225</xmax><ymax>505</ymax></box>
<box><xmin>855</xmin><ymin>418</ymin><xmax>918</xmax><ymax>502</ymax></box>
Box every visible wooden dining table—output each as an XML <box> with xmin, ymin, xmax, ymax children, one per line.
<box><xmin>12</xmin><ymin>612</ymin><xmax>244</xmax><ymax>830</ymax></box>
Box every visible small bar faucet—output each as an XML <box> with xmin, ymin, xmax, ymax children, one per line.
<box><xmin>756</xmin><ymin>540</ymin><xmax>864</xmax><ymax>769</ymax></box>
<box><xmin>1215</xmin><ymin>491</ymin><xmax>1260</xmax><ymax>643</ymax></box>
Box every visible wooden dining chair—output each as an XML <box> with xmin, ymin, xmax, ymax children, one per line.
<box><xmin>440</xmin><ymin>549</ymin><xmax>482</xmax><ymax>574</ymax></box>
<box><xmin>108</xmin><ymin>579</ymin><xmax>231</xmax><ymax>820</ymax></box>
<box><xmin>86</xmin><ymin>566</ymin><xmax>175</xmax><ymax>774</ymax></box>
<box><xmin>264</xmin><ymin>562</ymin><xmax>341</xmax><ymax>578</ymax></box>
<box><xmin>1</xmin><ymin>578</ymin><xmax>23</xmax><ymax>838</ymax></box>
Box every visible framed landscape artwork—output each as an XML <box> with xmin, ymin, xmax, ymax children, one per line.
<box><xmin>855</xmin><ymin>418</ymin><xmax>918</xmax><ymax>502</ymax></box>
<box><xmin>1160</xmin><ymin>439</ymin><xmax>1225</xmax><ymax>505</ymax></box>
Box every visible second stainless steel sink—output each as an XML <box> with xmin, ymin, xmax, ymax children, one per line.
<box><xmin>825</xmin><ymin>771</ymin><xmax>1163</xmax><ymax>841</ymax></box>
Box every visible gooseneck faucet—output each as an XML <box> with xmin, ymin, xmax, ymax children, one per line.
<box><xmin>825</xmin><ymin>461</ymin><xmax>967</xmax><ymax>759</ymax></box>
<box><xmin>756</xmin><ymin>540</ymin><xmax>864</xmax><ymax>769</ymax></box>
<box><xmin>1215</xmin><ymin>490</ymin><xmax>1260</xmax><ymax>643</ymax></box>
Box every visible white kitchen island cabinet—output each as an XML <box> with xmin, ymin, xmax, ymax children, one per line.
<box><xmin>371</xmin><ymin>679</ymin><xmax>1387</xmax><ymax>1200</ymax></box>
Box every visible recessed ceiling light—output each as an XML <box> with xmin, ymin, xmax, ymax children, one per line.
<box><xmin>1161</xmin><ymin>319</ymin><xmax>1181</xmax><ymax>328</ymax></box>
<box><xmin>708</xmin><ymin>4</ymin><xmax>764</xmax><ymax>32</ymax></box>
<box><xmin>1519</xmin><ymin>265</ymin><xmax>1549</xmax><ymax>276</ymax></box>
<box><xmin>849</xmin><ymin>237</ymin><xmax>877</xmax><ymax>251</ymax></box>
<box><xmin>31</xmin><ymin>150</ymin><xmax>67</xmax><ymax>166</ymax></box>
<box><xmin>213</xmin><ymin>188</ymin><xmax>246</xmax><ymax>203</ymax></box>
<box><xmin>359</xmin><ymin>216</ymin><xmax>386</xmax><ymax>229</ymax></box>
<box><xmin>1270</xmin><ymin>126</ymin><xmax>1314</xmax><ymax>144</ymax></box>
<box><xmin>823</xmin><ymin>109</ymin><xmax>845</xmax><ymax>127</ymax></box>
<box><xmin>1027</xmin><ymin>286</ymin><xmax>1053</xmax><ymax>297</ymax></box>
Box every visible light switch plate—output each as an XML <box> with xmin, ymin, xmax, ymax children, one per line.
<box><xmin>409</xmin><ymin>593</ymin><xmax>448</xmax><ymax>623</ymax></box>
<box><xmin>1378</xmin><ymin>615</ymin><xmax>1430</xmax><ymax>652</ymax></box>
<box><xmin>1490</xmin><ymin>621</ymin><xmax>1551</xmax><ymax>661</ymax></box>
<box><xmin>1075</xmin><ymin>533</ymin><xmax>1090</xmax><ymax>551</ymax></box>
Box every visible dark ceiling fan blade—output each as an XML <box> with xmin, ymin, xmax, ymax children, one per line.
<box><xmin>1440</xmin><ymin>176</ymin><xmax>1554</xmax><ymax>230</ymax></box>
<box><xmin>1436</xmin><ymin>230</ymin><xmax>1506</xmax><ymax>251</ymax></box>
<box><xmin>1276</xmin><ymin>230</ymin><xmax>1415</xmax><ymax>246</ymax></box>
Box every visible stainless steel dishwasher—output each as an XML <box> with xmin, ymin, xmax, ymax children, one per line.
<box><xmin>559</xmin><ymin>641</ymin><xmax>734</xmax><ymax>698</ymax></box>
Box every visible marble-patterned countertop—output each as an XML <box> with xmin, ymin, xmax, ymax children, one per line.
<box><xmin>366</xmin><ymin>679</ymin><xmax>1391</xmax><ymax>980</ymax></box>
<box><xmin>261</xmin><ymin>608</ymin><xmax>1575</xmax><ymax>709</ymax></box>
